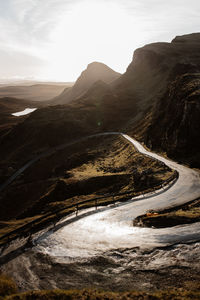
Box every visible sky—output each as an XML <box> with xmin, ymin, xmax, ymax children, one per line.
<box><xmin>0</xmin><ymin>0</ymin><xmax>199</xmax><ymax>82</ymax></box>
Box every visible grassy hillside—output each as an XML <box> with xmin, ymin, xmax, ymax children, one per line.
<box><xmin>0</xmin><ymin>135</ymin><xmax>174</xmax><ymax>240</ymax></box>
<box><xmin>0</xmin><ymin>274</ymin><xmax>200</xmax><ymax>299</ymax></box>
<box><xmin>3</xmin><ymin>288</ymin><xmax>200</xmax><ymax>300</ymax></box>
<box><xmin>0</xmin><ymin>33</ymin><xmax>200</xmax><ymax>239</ymax></box>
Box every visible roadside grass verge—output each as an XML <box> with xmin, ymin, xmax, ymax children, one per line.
<box><xmin>133</xmin><ymin>197</ymin><xmax>200</xmax><ymax>228</ymax></box>
<box><xmin>0</xmin><ymin>274</ymin><xmax>17</xmax><ymax>299</ymax></box>
<box><xmin>2</xmin><ymin>288</ymin><xmax>200</xmax><ymax>300</ymax></box>
<box><xmin>0</xmin><ymin>135</ymin><xmax>176</xmax><ymax>246</ymax></box>
<box><xmin>0</xmin><ymin>171</ymin><xmax>177</xmax><ymax>248</ymax></box>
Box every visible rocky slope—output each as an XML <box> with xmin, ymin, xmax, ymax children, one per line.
<box><xmin>142</xmin><ymin>33</ymin><xmax>200</xmax><ymax>167</ymax></box>
<box><xmin>51</xmin><ymin>62</ymin><xmax>121</xmax><ymax>105</ymax></box>
<box><xmin>117</xmin><ymin>33</ymin><xmax>200</xmax><ymax>123</ymax></box>
<box><xmin>144</xmin><ymin>72</ymin><xmax>200</xmax><ymax>167</ymax></box>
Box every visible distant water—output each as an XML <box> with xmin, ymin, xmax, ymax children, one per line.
<box><xmin>12</xmin><ymin>108</ymin><xmax>37</xmax><ymax>116</ymax></box>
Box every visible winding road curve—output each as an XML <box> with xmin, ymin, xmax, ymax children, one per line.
<box><xmin>1</xmin><ymin>133</ymin><xmax>200</xmax><ymax>291</ymax></box>
<box><xmin>35</xmin><ymin>133</ymin><xmax>200</xmax><ymax>260</ymax></box>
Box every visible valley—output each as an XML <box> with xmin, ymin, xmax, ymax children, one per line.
<box><xmin>0</xmin><ymin>33</ymin><xmax>200</xmax><ymax>299</ymax></box>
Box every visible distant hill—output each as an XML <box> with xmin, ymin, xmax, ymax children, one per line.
<box><xmin>0</xmin><ymin>83</ymin><xmax>73</xmax><ymax>102</ymax></box>
<box><xmin>51</xmin><ymin>62</ymin><xmax>121</xmax><ymax>105</ymax></box>
<box><xmin>0</xmin><ymin>97</ymin><xmax>37</xmax><ymax>113</ymax></box>
<box><xmin>0</xmin><ymin>96</ymin><xmax>39</xmax><ymax>137</ymax></box>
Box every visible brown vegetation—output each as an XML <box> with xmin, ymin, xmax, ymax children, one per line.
<box><xmin>2</xmin><ymin>287</ymin><xmax>200</xmax><ymax>300</ymax></box>
<box><xmin>133</xmin><ymin>197</ymin><xmax>200</xmax><ymax>228</ymax></box>
<box><xmin>0</xmin><ymin>274</ymin><xmax>17</xmax><ymax>298</ymax></box>
<box><xmin>0</xmin><ymin>272</ymin><xmax>199</xmax><ymax>299</ymax></box>
<box><xmin>0</xmin><ymin>135</ymin><xmax>173</xmax><ymax>239</ymax></box>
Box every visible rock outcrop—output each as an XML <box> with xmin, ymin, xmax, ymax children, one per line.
<box><xmin>51</xmin><ymin>62</ymin><xmax>121</xmax><ymax>105</ymax></box>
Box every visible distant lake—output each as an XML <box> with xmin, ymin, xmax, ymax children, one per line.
<box><xmin>12</xmin><ymin>108</ymin><xmax>37</xmax><ymax>117</ymax></box>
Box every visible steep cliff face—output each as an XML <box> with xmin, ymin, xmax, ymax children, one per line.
<box><xmin>114</xmin><ymin>33</ymin><xmax>200</xmax><ymax>121</ymax></box>
<box><xmin>144</xmin><ymin>71</ymin><xmax>200</xmax><ymax>167</ymax></box>
<box><xmin>113</xmin><ymin>42</ymin><xmax>172</xmax><ymax>119</ymax></box>
<box><xmin>120</xmin><ymin>33</ymin><xmax>200</xmax><ymax>167</ymax></box>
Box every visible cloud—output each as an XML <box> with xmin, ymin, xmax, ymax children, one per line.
<box><xmin>0</xmin><ymin>0</ymin><xmax>81</xmax><ymax>52</ymax></box>
<box><xmin>0</xmin><ymin>0</ymin><xmax>200</xmax><ymax>80</ymax></box>
<box><xmin>0</xmin><ymin>46</ymin><xmax>45</xmax><ymax>78</ymax></box>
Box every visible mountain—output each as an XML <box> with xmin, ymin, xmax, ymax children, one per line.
<box><xmin>139</xmin><ymin>33</ymin><xmax>200</xmax><ymax>167</ymax></box>
<box><xmin>143</xmin><ymin>69</ymin><xmax>200</xmax><ymax>167</ymax></box>
<box><xmin>0</xmin><ymin>97</ymin><xmax>36</xmax><ymax>113</ymax></box>
<box><xmin>113</xmin><ymin>33</ymin><xmax>200</xmax><ymax>124</ymax></box>
<box><xmin>1</xmin><ymin>33</ymin><xmax>200</xmax><ymax>169</ymax></box>
<box><xmin>51</xmin><ymin>62</ymin><xmax>121</xmax><ymax>105</ymax></box>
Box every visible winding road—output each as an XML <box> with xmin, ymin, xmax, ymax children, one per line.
<box><xmin>35</xmin><ymin>133</ymin><xmax>200</xmax><ymax>260</ymax></box>
<box><xmin>1</xmin><ymin>133</ymin><xmax>200</xmax><ymax>291</ymax></box>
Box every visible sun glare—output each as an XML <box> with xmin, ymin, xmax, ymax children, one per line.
<box><xmin>44</xmin><ymin>0</ymin><xmax>138</xmax><ymax>81</ymax></box>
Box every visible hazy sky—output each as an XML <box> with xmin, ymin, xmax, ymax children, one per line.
<box><xmin>0</xmin><ymin>0</ymin><xmax>199</xmax><ymax>81</ymax></box>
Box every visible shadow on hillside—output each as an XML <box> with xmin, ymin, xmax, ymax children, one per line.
<box><xmin>0</xmin><ymin>189</ymin><xmax>165</xmax><ymax>266</ymax></box>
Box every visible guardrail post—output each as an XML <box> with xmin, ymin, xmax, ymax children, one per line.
<box><xmin>0</xmin><ymin>167</ymin><xmax>179</xmax><ymax>247</ymax></box>
<box><xmin>112</xmin><ymin>195</ymin><xmax>115</xmax><ymax>205</ymax></box>
<box><xmin>53</xmin><ymin>212</ymin><xmax>58</xmax><ymax>227</ymax></box>
<box><xmin>76</xmin><ymin>204</ymin><xmax>78</xmax><ymax>216</ymax></box>
<box><xmin>95</xmin><ymin>199</ymin><xmax>98</xmax><ymax>210</ymax></box>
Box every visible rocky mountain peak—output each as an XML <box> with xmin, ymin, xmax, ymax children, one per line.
<box><xmin>172</xmin><ymin>32</ymin><xmax>200</xmax><ymax>44</ymax></box>
<box><xmin>51</xmin><ymin>62</ymin><xmax>121</xmax><ymax>105</ymax></box>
